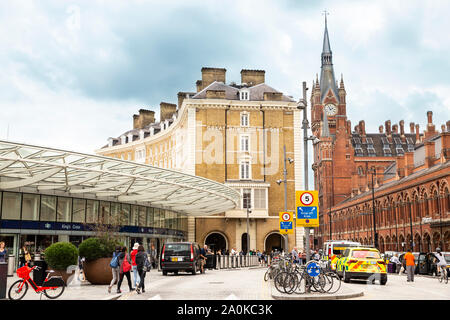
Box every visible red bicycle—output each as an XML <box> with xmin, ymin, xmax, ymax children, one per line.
<box><xmin>8</xmin><ymin>263</ymin><xmax>65</xmax><ymax>300</ymax></box>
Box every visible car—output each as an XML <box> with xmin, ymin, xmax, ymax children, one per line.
<box><xmin>160</xmin><ymin>242</ymin><xmax>203</xmax><ymax>276</ymax></box>
<box><xmin>336</xmin><ymin>247</ymin><xmax>387</xmax><ymax>285</ymax></box>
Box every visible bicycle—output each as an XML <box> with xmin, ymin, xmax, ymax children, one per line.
<box><xmin>8</xmin><ymin>263</ymin><xmax>66</xmax><ymax>300</ymax></box>
<box><xmin>438</xmin><ymin>265</ymin><xmax>448</xmax><ymax>284</ymax></box>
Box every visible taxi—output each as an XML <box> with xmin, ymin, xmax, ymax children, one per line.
<box><xmin>336</xmin><ymin>247</ymin><xmax>387</xmax><ymax>285</ymax></box>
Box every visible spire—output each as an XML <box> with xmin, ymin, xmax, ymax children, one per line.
<box><xmin>319</xmin><ymin>11</ymin><xmax>339</xmax><ymax>104</ymax></box>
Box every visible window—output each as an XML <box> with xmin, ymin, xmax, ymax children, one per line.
<box><xmin>240</xmin><ymin>90</ymin><xmax>249</xmax><ymax>100</ymax></box>
<box><xmin>147</xmin><ymin>207</ymin><xmax>154</xmax><ymax>227</ymax></box>
<box><xmin>121</xmin><ymin>204</ymin><xmax>131</xmax><ymax>225</ymax></box>
<box><xmin>40</xmin><ymin>195</ymin><xmax>56</xmax><ymax>221</ymax></box>
<box><xmin>139</xmin><ymin>206</ymin><xmax>146</xmax><ymax>226</ymax></box>
<box><xmin>1</xmin><ymin>192</ymin><xmax>21</xmax><ymax>220</ymax></box>
<box><xmin>240</xmin><ymin>135</ymin><xmax>250</xmax><ymax>152</ymax></box>
<box><xmin>22</xmin><ymin>194</ymin><xmax>40</xmax><ymax>221</ymax></box>
<box><xmin>135</xmin><ymin>148</ymin><xmax>146</xmax><ymax>163</ymax></box>
<box><xmin>72</xmin><ymin>199</ymin><xmax>86</xmax><ymax>223</ymax></box>
<box><xmin>240</xmin><ymin>113</ymin><xmax>249</xmax><ymax>127</ymax></box>
<box><xmin>254</xmin><ymin>189</ymin><xmax>267</xmax><ymax>209</ymax></box>
<box><xmin>130</xmin><ymin>205</ymin><xmax>139</xmax><ymax>226</ymax></box>
<box><xmin>86</xmin><ymin>200</ymin><xmax>99</xmax><ymax>223</ymax></box>
<box><xmin>381</xmin><ymin>136</ymin><xmax>392</xmax><ymax>156</ymax></box>
<box><xmin>57</xmin><ymin>197</ymin><xmax>72</xmax><ymax>222</ymax></box>
<box><xmin>240</xmin><ymin>160</ymin><xmax>251</xmax><ymax>180</ymax></box>
<box><xmin>99</xmin><ymin>201</ymin><xmax>110</xmax><ymax>224</ymax></box>
<box><xmin>242</xmin><ymin>189</ymin><xmax>251</xmax><ymax>209</ymax></box>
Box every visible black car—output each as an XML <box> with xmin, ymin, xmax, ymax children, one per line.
<box><xmin>160</xmin><ymin>242</ymin><xmax>202</xmax><ymax>275</ymax></box>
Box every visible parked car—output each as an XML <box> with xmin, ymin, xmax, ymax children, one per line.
<box><xmin>160</xmin><ymin>242</ymin><xmax>202</xmax><ymax>276</ymax></box>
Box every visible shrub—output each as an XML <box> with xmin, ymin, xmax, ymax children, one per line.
<box><xmin>78</xmin><ymin>237</ymin><xmax>121</xmax><ymax>262</ymax></box>
<box><xmin>44</xmin><ymin>242</ymin><xmax>78</xmax><ymax>271</ymax></box>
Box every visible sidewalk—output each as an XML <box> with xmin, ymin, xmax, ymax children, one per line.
<box><xmin>270</xmin><ymin>281</ymin><xmax>364</xmax><ymax>300</ymax></box>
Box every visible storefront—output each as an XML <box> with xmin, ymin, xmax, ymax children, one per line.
<box><xmin>0</xmin><ymin>140</ymin><xmax>240</xmax><ymax>267</ymax></box>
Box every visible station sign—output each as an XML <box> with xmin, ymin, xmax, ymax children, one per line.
<box><xmin>296</xmin><ymin>190</ymin><xmax>319</xmax><ymax>227</ymax></box>
<box><xmin>279</xmin><ymin>211</ymin><xmax>293</xmax><ymax>234</ymax></box>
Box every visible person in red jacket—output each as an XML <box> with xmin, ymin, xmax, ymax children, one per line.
<box><xmin>130</xmin><ymin>243</ymin><xmax>140</xmax><ymax>288</ymax></box>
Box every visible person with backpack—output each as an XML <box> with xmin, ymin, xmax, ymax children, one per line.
<box><xmin>135</xmin><ymin>245</ymin><xmax>150</xmax><ymax>294</ymax></box>
<box><xmin>117</xmin><ymin>246</ymin><xmax>134</xmax><ymax>293</ymax></box>
<box><xmin>130</xmin><ymin>243</ymin><xmax>140</xmax><ymax>288</ymax></box>
<box><xmin>108</xmin><ymin>246</ymin><xmax>122</xmax><ymax>293</ymax></box>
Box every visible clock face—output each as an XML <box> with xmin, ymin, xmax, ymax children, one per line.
<box><xmin>325</xmin><ymin>104</ymin><xmax>338</xmax><ymax>116</ymax></box>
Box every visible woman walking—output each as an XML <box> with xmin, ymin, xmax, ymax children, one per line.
<box><xmin>117</xmin><ymin>246</ymin><xmax>134</xmax><ymax>293</ymax></box>
<box><xmin>108</xmin><ymin>246</ymin><xmax>122</xmax><ymax>293</ymax></box>
<box><xmin>135</xmin><ymin>245</ymin><xmax>149</xmax><ymax>294</ymax></box>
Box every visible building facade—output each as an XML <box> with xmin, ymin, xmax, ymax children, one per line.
<box><xmin>97</xmin><ymin>67</ymin><xmax>306</xmax><ymax>254</ymax></box>
<box><xmin>312</xmin><ymin>18</ymin><xmax>449</xmax><ymax>251</ymax></box>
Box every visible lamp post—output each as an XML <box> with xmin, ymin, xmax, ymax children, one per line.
<box><xmin>407</xmin><ymin>201</ymin><xmax>413</xmax><ymax>251</ymax></box>
<box><xmin>277</xmin><ymin>145</ymin><xmax>293</xmax><ymax>253</ymax></box>
<box><xmin>296</xmin><ymin>82</ymin><xmax>320</xmax><ymax>262</ymax></box>
<box><xmin>370</xmin><ymin>168</ymin><xmax>378</xmax><ymax>249</ymax></box>
<box><xmin>246</xmin><ymin>208</ymin><xmax>252</xmax><ymax>255</ymax></box>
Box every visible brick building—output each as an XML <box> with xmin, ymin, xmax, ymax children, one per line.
<box><xmin>96</xmin><ymin>67</ymin><xmax>306</xmax><ymax>254</ymax></box>
<box><xmin>312</xmin><ymin>17</ymin><xmax>449</xmax><ymax>252</ymax></box>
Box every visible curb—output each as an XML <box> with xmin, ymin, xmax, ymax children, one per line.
<box><xmin>271</xmin><ymin>290</ymin><xmax>364</xmax><ymax>300</ymax></box>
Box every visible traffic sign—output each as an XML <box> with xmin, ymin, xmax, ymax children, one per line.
<box><xmin>296</xmin><ymin>190</ymin><xmax>319</xmax><ymax>227</ymax></box>
<box><xmin>306</xmin><ymin>262</ymin><xmax>320</xmax><ymax>277</ymax></box>
<box><xmin>279</xmin><ymin>211</ymin><xmax>293</xmax><ymax>235</ymax></box>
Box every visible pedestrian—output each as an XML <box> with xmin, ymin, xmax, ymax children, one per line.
<box><xmin>19</xmin><ymin>246</ymin><xmax>29</xmax><ymax>268</ymax></box>
<box><xmin>313</xmin><ymin>250</ymin><xmax>320</xmax><ymax>261</ymax></box>
<box><xmin>199</xmin><ymin>245</ymin><xmax>208</xmax><ymax>274</ymax></box>
<box><xmin>117</xmin><ymin>246</ymin><xmax>134</xmax><ymax>293</ymax></box>
<box><xmin>230</xmin><ymin>247</ymin><xmax>236</xmax><ymax>256</ymax></box>
<box><xmin>108</xmin><ymin>245</ymin><xmax>121</xmax><ymax>293</ymax></box>
<box><xmin>0</xmin><ymin>242</ymin><xmax>8</xmax><ymax>263</ymax></box>
<box><xmin>135</xmin><ymin>245</ymin><xmax>149</xmax><ymax>294</ymax></box>
<box><xmin>149</xmin><ymin>243</ymin><xmax>157</xmax><ymax>270</ymax></box>
<box><xmin>389</xmin><ymin>253</ymin><xmax>401</xmax><ymax>274</ymax></box>
<box><xmin>130</xmin><ymin>243</ymin><xmax>140</xmax><ymax>288</ymax></box>
<box><xmin>78</xmin><ymin>255</ymin><xmax>86</xmax><ymax>282</ymax></box>
<box><xmin>404</xmin><ymin>248</ymin><xmax>415</xmax><ymax>282</ymax></box>
<box><xmin>435</xmin><ymin>248</ymin><xmax>447</xmax><ymax>277</ymax></box>
<box><xmin>257</xmin><ymin>250</ymin><xmax>262</xmax><ymax>265</ymax></box>
<box><xmin>291</xmin><ymin>247</ymin><xmax>299</xmax><ymax>264</ymax></box>
<box><xmin>301</xmin><ymin>251</ymin><xmax>306</xmax><ymax>265</ymax></box>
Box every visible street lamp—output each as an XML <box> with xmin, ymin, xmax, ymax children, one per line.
<box><xmin>246</xmin><ymin>208</ymin><xmax>252</xmax><ymax>256</ymax></box>
<box><xmin>276</xmin><ymin>145</ymin><xmax>293</xmax><ymax>252</ymax></box>
<box><xmin>369</xmin><ymin>168</ymin><xmax>378</xmax><ymax>249</ymax></box>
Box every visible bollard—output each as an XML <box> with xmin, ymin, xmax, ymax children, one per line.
<box><xmin>7</xmin><ymin>255</ymin><xmax>15</xmax><ymax>277</ymax></box>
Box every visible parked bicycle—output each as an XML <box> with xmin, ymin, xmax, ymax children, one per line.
<box><xmin>8</xmin><ymin>263</ymin><xmax>65</xmax><ymax>300</ymax></box>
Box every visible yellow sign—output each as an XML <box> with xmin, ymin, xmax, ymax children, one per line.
<box><xmin>279</xmin><ymin>211</ymin><xmax>293</xmax><ymax>234</ymax></box>
<box><xmin>296</xmin><ymin>190</ymin><xmax>319</xmax><ymax>227</ymax></box>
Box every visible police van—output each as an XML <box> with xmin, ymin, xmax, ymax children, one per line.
<box><xmin>322</xmin><ymin>240</ymin><xmax>361</xmax><ymax>271</ymax></box>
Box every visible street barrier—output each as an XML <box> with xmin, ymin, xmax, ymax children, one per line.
<box><xmin>213</xmin><ymin>255</ymin><xmax>260</xmax><ymax>270</ymax></box>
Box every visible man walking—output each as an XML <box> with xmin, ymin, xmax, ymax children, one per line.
<box><xmin>404</xmin><ymin>248</ymin><xmax>415</xmax><ymax>282</ymax></box>
<box><xmin>291</xmin><ymin>247</ymin><xmax>299</xmax><ymax>264</ymax></box>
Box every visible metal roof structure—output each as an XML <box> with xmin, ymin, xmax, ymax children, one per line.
<box><xmin>0</xmin><ymin>140</ymin><xmax>240</xmax><ymax>216</ymax></box>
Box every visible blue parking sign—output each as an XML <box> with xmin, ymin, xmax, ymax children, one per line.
<box><xmin>297</xmin><ymin>206</ymin><xmax>318</xmax><ymax>219</ymax></box>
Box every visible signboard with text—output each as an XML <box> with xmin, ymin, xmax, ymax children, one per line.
<box><xmin>279</xmin><ymin>211</ymin><xmax>294</xmax><ymax>234</ymax></box>
<box><xmin>296</xmin><ymin>190</ymin><xmax>319</xmax><ymax>227</ymax></box>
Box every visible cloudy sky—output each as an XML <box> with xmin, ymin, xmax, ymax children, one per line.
<box><xmin>1</xmin><ymin>0</ymin><xmax>449</xmax><ymax>154</ymax></box>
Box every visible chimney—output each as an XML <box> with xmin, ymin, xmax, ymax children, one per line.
<box><xmin>399</xmin><ymin>120</ymin><xmax>405</xmax><ymax>137</ymax></box>
<box><xmin>427</xmin><ymin>111</ymin><xmax>433</xmax><ymax>125</ymax></box>
<box><xmin>160</xmin><ymin>102</ymin><xmax>177</xmax><ymax>122</ymax></box>
<box><xmin>359</xmin><ymin>120</ymin><xmax>366</xmax><ymax>136</ymax></box>
<box><xmin>133</xmin><ymin>109</ymin><xmax>155</xmax><ymax>129</ymax></box>
<box><xmin>241</xmin><ymin>69</ymin><xmax>265</xmax><ymax>86</ymax></box>
<box><xmin>385</xmin><ymin>120</ymin><xmax>392</xmax><ymax>136</ymax></box>
<box><xmin>442</xmin><ymin>125</ymin><xmax>446</xmax><ymax>133</ymax></box>
<box><xmin>396</xmin><ymin>155</ymin><xmax>406</xmax><ymax>179</ymax></box>
<box><xmin>392</xmin><ymin>124</ymin><xmax>398</xmax><ymax>134</ymax></box>
<box><xmin>425</xmin><ymin>110</ymin><xmax>436</xmax><ymax>139</ymax></box>
<box><xmin>447</xmin><ymin>120</ymin><xmax>450</xmax><ymax>132</ymax></box>
<box><xmin>415</xmin><ymin>124</ymin><xmax>420</xmax><ymax>142</ymax></box>
<box><xmin>404</xmin><ymin>151</ymin><xmax>414</xmax><ymax>176</ymax></box>
<box><xmin>379</xmin><ymin>125</ymin><xmax>384</xmax><ymax>134</ymax></box>
<box><xmin>354</xmin><ymin>125</ymin><xmax>359</xmax><ymax>134</ymax></box>
<box><xmin>410</xmin><ymin>122</ymin><xmax>415</xmax><ymax>134</ymax></box>
<box><xmin>197</xmin><ymin>67</ymin><xmax>226</xmax><ymax>92</ymax></box>
<box><xmin>424</xmin><ymin>140</ymin><xmax>435</xmax><ymax>168</ymax></box>
<box><xmin>177</xmin><ymin>92</ymin><xmax>194</xmax><ymax>108</ymax></box>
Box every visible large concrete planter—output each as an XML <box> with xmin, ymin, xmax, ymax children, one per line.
<box><xmin>83</xmin><ymin>257</ymin><xmax>112</xmax><ymax>285</ymax></box>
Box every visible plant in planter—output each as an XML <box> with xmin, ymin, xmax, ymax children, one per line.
<box><xmin>78</xmin><ymin>237</ymin><xmax>122</xmax><ymax>285</ymax></box>
<box><xmin>79</xmin><ymin>210</ymin><xmax>126</xmax><ymax>285</ymax></box>
<box><xmin>44</xmin><ymin>242</ymin><xmax>79</xmax><ymax>285</ymax></box>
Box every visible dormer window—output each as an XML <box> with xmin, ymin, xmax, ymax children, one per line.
<box><xmin>120</xmin><ymin>135</ymin><xmax>126</xmax><ymax>145</ymax></box>
<box><xmin>127</xmin><ymin>133</ymin><xmax>133</xmax><ymax>143</ymax></box>
<box><xmin>139</xmin><ymin>130</ymin><xmax>145</xmax><ymax>140</ymax></box>
<box><xmin>240</xmin><ymin>89</ymin><xmax>249</xmax><ymax>101</ymax></box>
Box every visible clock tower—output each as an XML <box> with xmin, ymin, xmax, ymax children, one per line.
<box><xmin>311</xmin><ymin>15</ymin><xmax>351</xmax><ymax>245</ymax></box>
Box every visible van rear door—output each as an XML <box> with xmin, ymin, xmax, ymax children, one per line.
<box><xmin>163</xmin><ymin>243</ymin><xmax>191</xmax><ymax>262</ymax></box>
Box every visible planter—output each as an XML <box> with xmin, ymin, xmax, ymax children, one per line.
<box><xmin>83</xmin><ymin>257</ymin><xmax>113</xmax><ymax>285</ymax></box>
<box><xmin>48</xmin><ymin>269</ymin><xmax>75</xmax><ymax>285</ymax></box>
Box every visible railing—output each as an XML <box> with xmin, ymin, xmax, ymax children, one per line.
<box><xmin>214</xmin><ymin>255</ymin><xmax>262</xmax><ymax>270</ymax></box>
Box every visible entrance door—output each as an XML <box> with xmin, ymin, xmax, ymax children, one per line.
<box><xmin>205</xmin><ymin>233</ymin><xmax>227</xmax><ymax>254</ymax></box>
<box><xmin>265</xmin><ymin>233</ymin><xmax>284</xmax><ymax>254</ymax></box>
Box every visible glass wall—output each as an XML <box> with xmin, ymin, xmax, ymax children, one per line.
<box><xmin>0</xmin><ymin>191</ymin><xmax>187</xmax><ymax>233</ymax></box>
<box><xmin>22</xmin><ymin>194</ymin><xmax>39</xmax><ymax>221</ymax></box>
<box><xmin>2</xmin><ymin>192</ymin><xmax>21</xmax><ymax>220</ymax></box>
<box><xmin>57</xmin><ymin>197</ymin><xmax>72</xmax><ymax>222</ymax></box>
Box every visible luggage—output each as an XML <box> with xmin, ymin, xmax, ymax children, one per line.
<box><xmin>387</xmin><ymin>263</ymin><xmax>395</xmax><ymax>273</ymax></box>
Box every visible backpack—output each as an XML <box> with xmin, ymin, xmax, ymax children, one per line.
<box><xmin>144</xmin><ymin>254</ymin><xmax>151</xmax><ymax>272</ymax></box>
<box><xmin>122</xmin><ymin>254</ymin><xmax>131</xmax><ymax>273</ymax></box>
<box><xmin>110</xmin><ymin>252</ymin><xmax>119</xmax><ymax>268</ymax></box>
